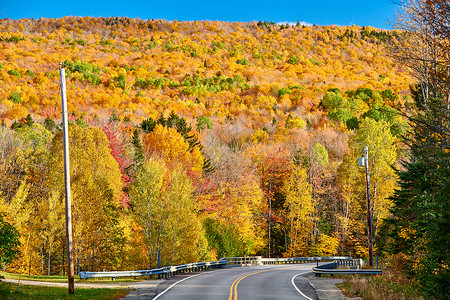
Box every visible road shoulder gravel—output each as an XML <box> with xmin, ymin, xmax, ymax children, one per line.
<box><xmin>308</xmin><ymin>276</ymin><xmax>361</xmax><ymax>300</ymax></box>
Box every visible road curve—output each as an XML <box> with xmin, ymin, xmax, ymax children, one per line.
<box><xmin>153</xmin><ymin>264</ymin><xmax>318</xmax><ymax>300</ymax></box>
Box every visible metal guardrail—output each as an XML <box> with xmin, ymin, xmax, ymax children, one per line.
<box><xmin>262</xmin><ymin>256</ymin><xmax>353</xmax><ymax>265</ymax></box>
<box><xmin>223</xmin><ymin>256</ymin><xmax>353</xmax><ymax>267</ymax></box>
<box><xmin>79</xmin><ymin>256</ymin><xmax>367</xmax><ymax>280</ymax></box>
<box><xmin>79</xmin><ymin>259</ymin><xmax>227</xmax><ymax>280</ymax></box>
<box><xmin>313</xmin><ymin>268</ymin><xmax>383</xmax><ymax>276</ymax></box>
<box><xmin>312</xmin><ymin>259</ymin><xmax>382</xmax><ymax>276</ymax></box>
<box><xmin>224</xmin><ymin>256</ymin><xmax>261</xmax><ymax>266</ymax></box>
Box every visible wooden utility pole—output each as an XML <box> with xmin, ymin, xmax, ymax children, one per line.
<box><xmin>268</xmin><ymin>179</ymin><xmax>272</xmax><ymax>258</ymax></box>
<box><xmin>364</xmin><ymin>146</ymin><xmax>373</xmax><ymax>267</ymax></box>
<box><xmin>59</xmin><ymin>63</ymin><xmax>75</xmax><ymax>294</ymax></box>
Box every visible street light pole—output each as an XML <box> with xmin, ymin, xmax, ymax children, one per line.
<box><xmin>363</xmin><ymin>146</ymin><xmax>373</xmax><ymax>267</ymax></box>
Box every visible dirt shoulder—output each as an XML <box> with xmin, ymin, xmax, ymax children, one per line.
<box><xmin>2</xmin><ymin>278</ymin><xmax>164</xmax><ymax>290</ymax></box>
<box><xmin>308</xmin><ymin>276</ymin><xmax>361</xmax><ymax>300</ymax></box>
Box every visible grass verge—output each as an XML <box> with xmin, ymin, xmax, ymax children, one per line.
<box><xmin>0</xmin><ymin>272</ymin><xmax>148</xmax><ymax>283</ymax></box>
<box><xmin>336</xmin><ymin>270</ymin><xmax>424</xmax><ymax>300</ymax></box>
<box><xmin>0</xmin><ymin>281</ymin><xmax>130</xmax><ymax>300</ymax></box>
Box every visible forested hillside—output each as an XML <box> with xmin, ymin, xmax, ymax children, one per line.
<box><xmin>0</xmin><ymin>17</ymin><xmax>414</xmax><ymax>275</ymax></box>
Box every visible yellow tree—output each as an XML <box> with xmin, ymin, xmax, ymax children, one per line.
<box><xmin>282</xmin><ymin>163</ymin><xmax>314</xmax><ymax>256</ymax></box>
<box><xmin>214</xmin><ymin>172</ymin><xmax>265</xmax><ymax>255</ymax></box>
<box><xmin>164</xmin><ymin>168</ymin><xmax>211</xmax><ymax>265</ymax></box>
<box><xmin>128</xmin><ymin>157</ymin><xmax>166</xmax><ymax>268</ymax></box>
<box><xmin>338</xmin><ymin>118</ymin><xmax>398</xmax><ymax>256</ymax></box>
<box><xmin>0</xmin><ymin>127</ymin><xmax>26</xmax><ymax>205</ymax></box>
<box><xmin>48</xmin><ymin>124</ymin><xmax>124</xmax><ymax>272</ymax></box>
<box><xmin>16</xmin><ymin>123</ymin><xmax>55</xmax><ymax>275</ymax></box>
<box><xmin>129</xmin><ymin>158</ymin><xmax>211</xmax><ymax>268</ymax></box>
<box><xmin>0</xmin><ymin>181</ymin><xmax>33</xmax><ymax>273</ymax></box>
<box><xmin>0</xmin><ymin>124</ymin><xmax>55</xmax><ymax>275</ymax></box>
<box><xmin>142</xmin><ymin>124</ymin><xmax>203</xmax><ymax>174</ymax></box>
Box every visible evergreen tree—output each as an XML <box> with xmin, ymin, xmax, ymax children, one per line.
<box><xmin>383</xmin><ymin>89</ymin><xmax>449</xmax><ymax>298</ymax></box>
<box><xmin>140</xmin><ymin>117</ymin><xmax>156</xmax><ymax>133</ymax></box>
<box><xmin>0</xmin><ymin>213</ymin><xmax>21</xmax><ymax>270</ymax></box>
<box><xmin>131</xmin><ymin>129</ymin><xmax>144</xmax><ymax>170</ymax></box>
<box><xmin>25</xmin><ymin>114</ymin><xmax>34</xmax><ymax>127</ymax></box>
<box><xmin>384</xmin><ymin>1</ymin><xmax>450</xmax><ymax>297</ymax></box>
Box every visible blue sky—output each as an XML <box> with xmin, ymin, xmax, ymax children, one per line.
<box><xmin>1</xmin><ymin>0</ymin><xmax>397</xmax><ymax>29</ymax></box>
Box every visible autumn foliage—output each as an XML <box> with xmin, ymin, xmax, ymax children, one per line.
<box><xmin>0</xmin><ymin>17</ymin><xmax>415</xmax><ymax>275</ymax></box>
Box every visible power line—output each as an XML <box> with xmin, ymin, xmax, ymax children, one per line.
<box><xmin>0</xmin><ymin>10</ymin><xmax>9</xmax><ymax>19</ymax></box>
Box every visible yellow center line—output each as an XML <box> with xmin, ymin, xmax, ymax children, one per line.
<box><xmin>228</xmin><ymin>266</ymin><xmax>300</xmax><ymax>300</ymax></box>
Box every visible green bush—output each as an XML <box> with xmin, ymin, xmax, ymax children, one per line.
<box><xmin>278</xmin><ymin>87</ymin><xmax>291</xmax><ymax>97</ymax></box>
<box><xmin>212</xmin><ymin>41</ymin><xmax>225</xmax><ymax>49</ymax></box>
<box><xmin>114</xmin><ymin>74</ymin><xmax>126</xmax><ymax>89</ymax></box>
<box><xmin>321</xmin><ymin>90</ymin><xmax>345</xmax><ymax>109</ymax></box>
<box><xmin>354</xmin><ymin>87</ymin><xmax>373</xmax><ymax>100</ymax></box>
<box><xmin>76</xmin><ymin>116</ymin><xmax>89</xmax><ymax>128</ymax></box>
<box><xmin>179</xmin><ymin>74</ymin><xmax>248</xmax><ymax>94</ymax></box>
<box><xmin>100</xmin><ymin>38</ymin><xmax>112</xmax><ymax>46</ymax></box>
<box><xmin>63</xmin><ymin>59</ymin><xmax>101</xmax><ymax>85</ymax></box>
<box><xmin>0</xmin><ymin>35</ymin><xmax>25</xmax><ymax>43</ymax></box>
<box><xmin>7</xmin><ymin>69</ymin><xmax>21</xmax><ymax>78</ymax></box>
<box><xmin>203</xmin><ymin>218</ymin><xmax>245</xmax><ymax>258</ymax></box>
<box><xmin>346</xmin><ymin>117</ymin><xmax>360</xmax><ymax>130</ymax></box>
<box><xmin>44</xmin><ymin>117</ymin><xmax>56</xmax><ymax>132</ymax></box>
<box><xmin>327</xmin><ymin>87</ymin><xmax>341</xmax><ymax>94</ymax></box>
<box><xmin>8</xmin><ymin>92</ymin><xmax>20</xmax><ymax>103</ymax></box>
<box><xmin>309</xmin><ymin>58</ymin><xmax>321</xmax><ymax>66</ymax></box>
<box><xmin>76</xmin><ymin>39</ymin><xmax>87</xmax><ymax>46</ymax></box>
<box><xmin>25</xmin><ymin>70</ymin><xmax>35</xmax><ymax>77</ymax></box>
<box><xmin>236</xmin><ymin>58</ymin><xmax>248</xmax><ymax>65</ymax></box>
<box><xmin>381</xmin><ymin>89</ymin><xmax>399</xmax><ymax>101</ymax></box>
<box><xmin>329</xmin><ymin>107</ymin><xmax>352</xmax><ymax>123</ymax></box>
<box><xmin>287</xmin><ymin>56</ymin><xmax>299</xmax><ymax>64</ymax></box>
<box><xmin>197</xmin><ymin>116</ymin><xmax>213</xmax><ymax>131</ymax></box>
<box><xmin>10</xmin><ymin>121</ymin><xmax>23</xmax><ymax>130</ymax></box>
<box><xmin>109</xmin><ymin>113</ymin><xmax>121</xmax><ymax>122</ymax></box>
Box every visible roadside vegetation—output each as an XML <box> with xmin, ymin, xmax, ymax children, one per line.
<box><xmin>338</xmin><ymin>1</ymin><xmax>449</xmax><ymax>299</ymax></box>
<box><xmin>0</xmin><ymin>271</ymin><xmax>148</xmax><ymax>283</ymax></box>
<box><xmin>339</xmin><ymin>273</ymin><xmax>423</xmax><ymax>300</ymax></box>
<box><xmin>0</xmin><ymin>281</ymin><xmax>129</xmax><ymax>300</ymax></box>
<box><xmin>335</xmin><ymin>259</ymin><xmax>425</xmax><ymax>300</ymax></box>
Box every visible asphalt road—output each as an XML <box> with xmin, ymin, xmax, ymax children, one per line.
<box><xmin>153</xmin><ymin>264</ymin><xmax>318</xmax><ymax>300</ymax></box>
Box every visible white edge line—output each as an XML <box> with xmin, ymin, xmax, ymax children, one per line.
<box><xmin>291</xmin><ymin>271</ymin><xmax>314</xmax><ymax>300</ymax></box>
<box><xmin>152</xmin><ymin>273</ymin><xmax>203</xmax><ymax>300</ymax></box>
